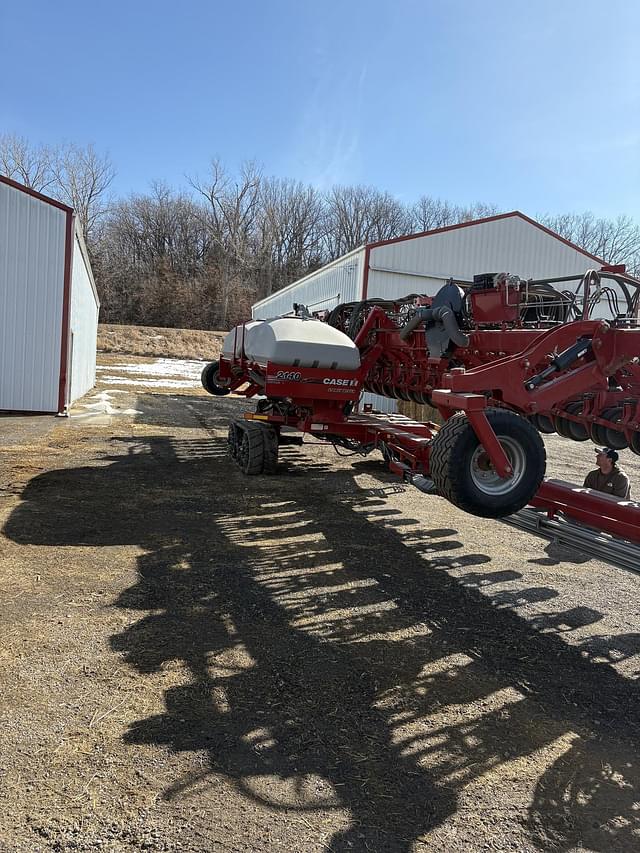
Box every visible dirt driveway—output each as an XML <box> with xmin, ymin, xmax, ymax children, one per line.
<box><xmin>1</xmin><ymin>359</ymin><xmax>640</xmax><ymax>852</ymax></box>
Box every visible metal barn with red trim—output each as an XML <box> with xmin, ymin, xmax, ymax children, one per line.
<box><xmin>251</xmin><ymin>212</ymin><xmax>611</xmax><ymax>412</ymax></box>
<box><xmin>0</xmin><ymin>176</ymin><xmax>99</xmax><ymax>414</ymax></box>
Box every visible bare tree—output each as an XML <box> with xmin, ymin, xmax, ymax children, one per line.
<box><xmin>50</xmin><ymin>143</ymin><xmax>115</xmax><ymax>241</ymax></box>
<box><xmin>189</xmin><ymin>160</ymin><xmax>263</xmax><ymax>325</ymax></box>
<box><xmin>457</xmin><ymin>201</ymin><xmax>501</xmax><ymax>222</ymax></box>
<box><xmin>408</xmin><ymin>197</ymin><xmax>500</xmax><ymax>232</ymax></box>
<box><xmin>540</xmin><ymin>211</ymin><xmax>640</xmax><ymax>273</ymax></box>
<box><xmin>96</xmin><ymin>182</ymin><xmax>209</xmax><ymax>324</ymax></box>
<box><xmin>258</xmin><ymin>177</ymin><xmax>325</xmax><ymax>296</ymax></box>
<box><xmin>0</xmin><ymin>134</ymin><xmax>53</xmax><ymax>191</ymax></box>
<box><xmin>408</xmin><ymin>197</ymin><xmax>459</xmax><ymax>232</ymax></box>
<box><xmin>323</xmin><ymin>185</ymin><xmax>410</xmax><ymax>257</ymax></box>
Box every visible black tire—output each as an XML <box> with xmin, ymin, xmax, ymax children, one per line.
<box><xmin>553</xmin><ymin>413</ymin><xmax>573</xmax><ymax>440</ymax></box>
<box><xmin>589</xmin><ymin>418</ymin><xmax>610</xmax><ymax>448</ymax></box>
<box><xmin>554</xmin><ymin>401</ymin><xmax>589</xmax><ymax>442</ymax></box>
<box><xmin>236</xmin><ymin>423</ymin><xmax>266</xmax><ymax>475</ymax></box>
<box><xmin>530</xmin><ymin>413</ymin><xmax>556</xmax><ymax>434</ymax></box>
<box><xmin>600</xmin><ymin>406</ymin><xmax>628</xmax><ymax>450</ymax></box>
<box><xmin>430</xmin><ymin>408</ymin><xmax>546</xmax><ymax>518</ymax></box>
<box><xmin>630</xmin><ymin>431</ymin><xmax>640</xmax><ymax>456</ymax></box>
<box><xmin>201</xmin><ymin>360</ymin><xmax>230</xmax><ymax>396</ymax></box>
<box><xmin>564</xmin><ymin>401</ymin><xmax>590</xmax><ymax>441</ymax></box>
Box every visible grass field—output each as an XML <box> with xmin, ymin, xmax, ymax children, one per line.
<box><xmin>97</xmin><ymin>323</ymin><xmax>225</xmax><ymax>361</ymax></box>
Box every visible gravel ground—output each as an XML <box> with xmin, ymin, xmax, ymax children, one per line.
<box><xmin>1</xmin><ymin>358</ymin><xmax>640</xmax><ymax>852</ymax></box>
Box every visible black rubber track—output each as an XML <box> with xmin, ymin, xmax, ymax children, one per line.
<box><xmin>430</xmin><ymin>408</ymin><xmax>546</xmax><ymax>518</ymax></box>
<box><xmin>232</xmin><ymin>421</ymin><xmax>279</xmax><ymax>475</ymax></box>
<box><xmin>236</xmin><ymin>422</ymin><xmax>267</xmax><ymax>475</ymax></box>
<box><xmin>227</xmin><ymin>422</ymin><xmax>240</xmax><ymax>460</ymax></box>
<box><xmin>261</xmin><ymin>425</ymin><xmax>279</xmax><ymax>475</ymax></box>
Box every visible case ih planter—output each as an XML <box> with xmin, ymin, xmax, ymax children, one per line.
<box><xmin>202</xmin><ymin>268</ymin><xmax>640</xmax><ymax>542</ymax></box>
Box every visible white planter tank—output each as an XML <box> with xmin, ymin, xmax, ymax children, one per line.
<box><xmin>223</xmin><ymin>317</ymin><xmax>360</xmax><ymax>370</ymax></box>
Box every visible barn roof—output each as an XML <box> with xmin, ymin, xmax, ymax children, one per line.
<box><xmin>0</xmin><ymin>174</ymin><xmax>73</xmax><ymax>214</ymax></box>
<box><xmin>365</xmin><ymin>211</ymin><xmax>605</xmax><ymax>265</ymax></box>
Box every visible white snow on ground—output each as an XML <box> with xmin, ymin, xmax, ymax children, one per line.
<box><xmin>99</xmin><ymin>376</ymin><xmax>200</xmax><ymax>389</ymax></box>
<box><xmin>71</xmin><ymin>391</ymin><xmax>141</xmax><ymax>419</ymax></box>
<box><xmin>97</xmin><ymin>358</ymin><xmax>205</xmax><ymax>379</ymax></box>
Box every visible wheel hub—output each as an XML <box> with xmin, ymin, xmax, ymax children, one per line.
<box><xmin>469</xmin><ymin>437</ymin><xmax>526</xmax><ymax>496</ymax></box>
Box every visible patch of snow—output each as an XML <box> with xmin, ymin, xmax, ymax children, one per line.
<box><xmin>71</xmin><ymin>390</ymin><xmax>141</xmax><ymax>419</ymax></box>
<box><xmin>97</xmin><ymin>358</ymin><xmax>206</xmax><ymax>379</ymax></box>
<box><xmin>100</xmin><ymin>376</ymin><xmax>200</xmax><ymax>389</ymax></box>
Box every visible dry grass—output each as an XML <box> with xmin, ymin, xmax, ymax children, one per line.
<box><xmin>97</xmin><ymin>323</ymin><xmax>225</xmax><ymax>361</ymax></box>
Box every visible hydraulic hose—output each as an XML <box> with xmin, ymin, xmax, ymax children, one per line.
<box><xmin>400</xmin><ymin>307</ymin><xmax>469</xmax><ymax>348</ymax></box>
<box><xmin>399</xmin><ymin>311</ymin><xmax>427</xmax><ymax>340</ymax></box>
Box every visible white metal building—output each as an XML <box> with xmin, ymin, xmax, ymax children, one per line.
<box><xmin>0</xmin><ymin>176</ymin><xmax>100</xmax><ymax>414</ymax></box>
<box><xmin>251</xmin><ymin>212</ymin><xmax>609</xmax><ymax>412</ymax></box>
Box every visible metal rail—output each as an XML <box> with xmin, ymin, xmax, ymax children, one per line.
<box><xmin>502</xmin><ymin>508</ymin><xmax>640</xmax><ymax>574</ymax></box>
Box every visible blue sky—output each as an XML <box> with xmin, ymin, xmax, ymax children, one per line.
<box><xmin>1</xmin><ymin>0</ymin><xmax>639</xmax><ymax>219</ymax></box>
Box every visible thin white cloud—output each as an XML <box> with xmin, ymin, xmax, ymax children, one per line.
<box><xmin>288</xmin><ymin>60</ymin><xmax>368</xmax><ymax>189</ymax></box>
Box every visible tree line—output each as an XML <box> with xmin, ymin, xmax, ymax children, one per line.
<box><xmin>3</xmin><ymin>133</ymin><xmax>640</xmax><ymax>330</ymax></box>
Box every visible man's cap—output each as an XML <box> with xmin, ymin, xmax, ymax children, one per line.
<box><xmin>595</xmin><ymin>446</ymin><xmax>619</xmax><ymax>462</ymax></box>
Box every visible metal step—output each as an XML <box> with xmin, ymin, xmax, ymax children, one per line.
<box><xmin>502</xmin><ymin>508</ymin><xmax>640</xmax><ymax>574</ymax></box>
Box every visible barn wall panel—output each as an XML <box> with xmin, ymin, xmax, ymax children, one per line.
<box><xmin>0</xmin><ymin>181</ymin><xmax>66</xmax><ymax>412</ymax></box>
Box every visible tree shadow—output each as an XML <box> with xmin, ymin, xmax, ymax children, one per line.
<box><xmin>4</xmin><ymin>434</ymin><xmax>640</xmax><ymax>851</ymax></box>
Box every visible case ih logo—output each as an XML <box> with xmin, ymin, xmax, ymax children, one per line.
<box><xmin>275</xmin><ymin>370</ymin><xmax>301</xmax><ymax>381</ymax></box>
<box><xmin>323</xmin><ymin>378</ymin><xmax>358</xmax><ymax>387</ymax></box>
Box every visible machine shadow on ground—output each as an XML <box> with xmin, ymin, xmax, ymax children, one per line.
<box><xmin>4</xmin><ymin>433</ymin><xmax>640</xmax><ymax>852</ymax></box>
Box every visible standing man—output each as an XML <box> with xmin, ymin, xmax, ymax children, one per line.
<box><xmin>583</xmin><ymin>447</ymin><xmax>631</xmax><ymax>499</ymax></box>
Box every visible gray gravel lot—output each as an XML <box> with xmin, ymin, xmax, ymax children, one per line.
<box><xmin>1</xmin><ymin>367</ymin><xmax>640</xmax><ymax>852</ymax></box>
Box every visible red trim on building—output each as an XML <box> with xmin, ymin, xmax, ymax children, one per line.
<box><xmin>361</xmin><ymin>245</ymin><xmax>371</xmax><ymax>300</ymax></box>
<box><xmin>0</xmin><ymin>174</ymin><xmax>73</xmax><ymax>214</ymax></box>
<box><xmin>57</xmin><ymin>212</ymin><xmax>74</xmax><ymax>413</ymax></box>
<box><xmin>365</xmin><ymin>210</ymin><xmax>606</xmax><ymax>266</ymax></box>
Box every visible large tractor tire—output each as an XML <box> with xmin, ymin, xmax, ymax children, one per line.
<box><xmin>201</xmin><ymin>360</ymin><xmax>230</xmax><ymax>396</ymax></box>
<box><xmin>430</xmin><ymin>408</ymin><xmax>546</xmax><ymax>518</ymax></box>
